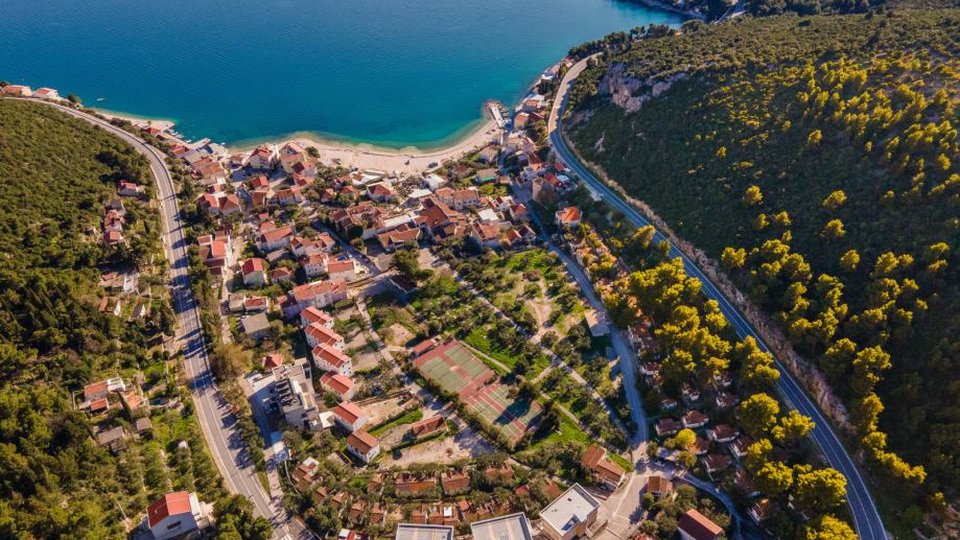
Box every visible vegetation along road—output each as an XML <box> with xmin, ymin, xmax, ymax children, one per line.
<box><xmin>548</xmin><ymin>57</ymin><xmax>886</xmax><ymax>540</ymax></box>
<box><xmin>31</xmin><ymin>100</ymin><xmax>307</xmax><ymax>540</ymax></box>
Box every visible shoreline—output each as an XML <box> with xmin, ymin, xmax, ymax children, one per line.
<box><xmin>620</xmin><ymin>0</ymin><xmax>706</xmax><ymax>19</ymax></box>
<box><xmin>97</xmin><ymin>102</ymin><xmax>504</xmax><ymax>175</ymax></box>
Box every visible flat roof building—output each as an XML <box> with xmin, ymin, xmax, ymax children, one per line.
<box><xmin>394</xmin><ymin>523</ymin><xmax>454</xmax><ymax>540</ymax></box>
<box><xmin>470</xmin><ymin>513</ymin><xmax>533</xmax><ymax>540</ymax></box>
<box><xmin>539</xmin><ymin>484</ymin><xmax>601</xmax><ymax>540</ymax></box>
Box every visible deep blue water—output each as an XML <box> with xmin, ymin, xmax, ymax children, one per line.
<box><xmin>0</xmin><ymin>0</ymin><xmax>680</xmax><ymax>148</ymax></box>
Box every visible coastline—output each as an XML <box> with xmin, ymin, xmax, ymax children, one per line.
<box><xmin>97</xmin><ymin>103</ymin><xmax>503</xmax><ymax>175</ymax></box>
<box><xmin>621</xmin><ymin>0</ymin><xmax>706</xmax><ymax>19</ymax></box>
<box><xmin>283</xmin><ymin>116</ymin><xmax>501</xmax><ymax>175</ymax></box>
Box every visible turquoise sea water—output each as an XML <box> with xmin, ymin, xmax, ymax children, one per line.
<box><xmin>0</xmin><ymin>0</ymin><xmax>680</xmax><ymax>148</ymax></box>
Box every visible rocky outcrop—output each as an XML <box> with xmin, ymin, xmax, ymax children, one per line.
<box><xmin>599</xmin><ymin>62</ymin><xmax>688</xmax><ymax>113</ymax></box>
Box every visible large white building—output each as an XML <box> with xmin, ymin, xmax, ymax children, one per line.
<box><xmin>538</xmin><ymin>484</ymin><xmax>600</xmax><ymax>540</ymax></box>
<box><xmin>273</xmin><ymin>358</ymin><xmax>320</xmax><ymax>430</ymax></box>
<box><xmin>470</xmin><ymin>513</ymin><xmax>533</xmax><ymax>540</ymax></box>
<box><xmin>395</xmin><ymin>523</ymin><xmax>453</xmax><ymax>540</ymax></box>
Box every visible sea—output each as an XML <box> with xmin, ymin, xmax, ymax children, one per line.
<box><xmin>0</xmin><ymin>0</ymin><xmax>681</xmax><ymax>148</ymax></box>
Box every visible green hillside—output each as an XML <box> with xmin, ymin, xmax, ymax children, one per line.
<box><xmin>566</xmin><ymin>8</ymin><xmax>960</xmax><ymax>530</ymax></box>
<box><xmin>0</xmin><ymin>99</ymin><xmax>267</xmax><ymax>538</ymax></box>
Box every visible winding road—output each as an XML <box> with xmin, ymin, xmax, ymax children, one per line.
<box><xmin>31</xmin><ymin>100</ymin><xmax>306</xmax><ymax>540</ymax></box>
<box><xmin>548</xmin><ymin>58</ymin><xmax>886</xmax><ymax>540</ymax></box>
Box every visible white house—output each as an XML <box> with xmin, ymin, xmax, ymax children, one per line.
<box><xmin>422</xmin><ymin>173</ymin><xmax>446</xmax><ymax>191</ymax></box>
<box><xmin>345</xmin><ymin>430</ymin><xmax>380</xmax><ymax>463</ymax></box>
<box><xmin>143</xmin><ymin>492</ymin><xmax>211</xmax><ymax>540</ymax></box>
<box><xmin>311</xmin><ymin>343</ymin><xmax>353</xmax><ymax>376</ymax></box>
<box><xmin>247</xmin><ymin>145</ymin><xmax>275</xmax><ymax>170</ymax></box>
<box><xmin>302</xmin><ymin>252</ymin><xmax>329</xmax><ymax>278</ymax></box>
<box><xmin>300</xmin><ymin>306</ymin><xmax>333</xmax><ymax>328</ymax></box>
<box><xmin>554</xmin><ymin>206</ymin><xmax>582</xmax><ymax>229</ymax></box>
<box><xmin>305</xmin><ymin>322</ymin><xmax>345</xmax><ymax>350</ymax></box>
<box><xmin>272</xmin><ymin>358</ymin><xmax>320</xmax><ymax>430</ymax></box>
<box><xmin>319</xmin><ymin>372</ymin><xmax>357</xmax><ymax>401</ymax></box>
<box><xmin>241</xmin><ymin>258</ymin><xmax>268</xmax><ymax>287</ymax></box>
<box><xmin>677</xmin><ymin>509</ymin><xmax>723</xmax><ymax>540</ymax></box>
<box><xmin>257</xmin><ymin>224</ymin><xmax>295</xmax><ymax>252</ymax></box>
<box><xmin>332</xmin><ymin>402</ymin><xmax>368</xmax><ymax>432</ymax></box>
<box><xmin>280</xmin><ymin>280</ymin><xmax>348</xmax><ymax>318</ymax></box>
<box><xmin>327</xmin><ymin>258</ymin><xmax>357</xmax><ymax>282</ymax></box>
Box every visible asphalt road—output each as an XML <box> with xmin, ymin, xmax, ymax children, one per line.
<box><xmin>547</xmin><ymin>60</ymin><xmax>886</xmax><ymax>539</ymax></box>
<box><xmin>33</xmin><ymin>101</ymin><xmax>307</xmax><ymax>540</ymax></box>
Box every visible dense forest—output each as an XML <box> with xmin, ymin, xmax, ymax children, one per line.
<box><xmin>0</xmin><ymin>99</ymin><xmax>268</xmax><ymax>538</ymax></box>
<box><xmin>566</xmin><ymin>7</ymin><xmax>960</xmax><ymax>531</ymax></box>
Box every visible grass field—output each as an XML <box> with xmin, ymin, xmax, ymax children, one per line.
<box><xmin>368</xmin><ymin>409</ymin><xmax>424</xmax><ymax>437</ymax></box>
<box><xmin>464</xmin><ymin>327</ymin><xmax>551</xmax><ymax>377</ymax></box>
<box><xmin>533</xmin><ymin>414</ymin><xmax>590</xmax><ymax>448</ymax></box>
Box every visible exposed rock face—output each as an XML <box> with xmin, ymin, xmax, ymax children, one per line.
<box><xmin>599</xmin><ymin>62</ymin><xmax>688</xmax><ymax>113</ymax></box>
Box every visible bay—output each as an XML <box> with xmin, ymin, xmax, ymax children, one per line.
<box><xmin>0</xmin><ymin>0</ymin><xmax>681</xmax><ymax>147</ymax></box>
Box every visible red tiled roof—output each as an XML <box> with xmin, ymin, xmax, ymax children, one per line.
<box><xmin>346</xmin><ymin>430</ymin><xmax>379</xmax><ymax>454</ymax></box>
<box><xmin>147</xmin><ymin>492</ymin><xmax>193</xmax><ymax>528</ymax></box>
<box><xmin>581</xmin><ymin>445</ymin><xmax>605</xmax><ymax>468</ymax></box>
<box><xmin>208</xmin><ymin>239</ymin><xmax>226</xmax><ymax>259</ymax></box>
<box><xmin>261</xmin><ymin>225</ymin><xmax>293</xmax><ymax>243</ymax></box>
<box><xmin>84</xmin><ymin>380</ymin><xmax>109</xmax><ymax>400</ymax></box>
<box><xmin>306</xmin><ymin>322</ymin><xmax>342</xmax><ymax>345</ymax></box>
<box><xmin>411</xmin><ymin>415</ymin><xmax>445</xmax><ymax>437</ymax></box>
<box><xmin>263</xmin><ymin>353</ymin><xmax>284</xmax><ymax>370</ymax></box>
<box><xmin>678</xmin><ymin>509</ymin><xmax>723</xmax><ymax>540</ymax></box>
<box><xmin>555</xmin><ymin>206</ymin><xmax>581</xmax><ymax>224</ymax></box>
<box><xmin>320</xmin><ymin>372</ymin><xmax>355</xmax><ymax>396</ymax></box>
<box><xmin>242</xmin><ymin>258</ymin><xmax>266</xmax><ymax>275</ymax></box>
<box><xmin>312</xmin><ymin>343</ymin><xmax>349</xmax><ymax>368</ymax></box>
<box><xmin>301</xmin><ymin>306</ymin><xmax>333</xmax><ymax>326</ymax></box>
<box><xmin>328</xmin><ymin>259</ymin><xmax>355</xmax><ymax>274</ymax></box>
<box><xmin>410</xmin><ymin>338</ymin><xmax>437</xmax><ymax>357</ymax></box>
<box><xmin>271</xmin><ymin>267</ymin><xmax>293</xmax><ymax>280</ymax></box>
<box><xmin>333</xmin><ymin>402</ymin><xmax>365</xmax><ymax>424</ymax></box>
<box><xmin>89</xmin><ymin>397</ymin><xmax>110</xmax><ymax>412</ymax></box>
<box><xmin>291</xmin><ymin>280</ymin><xmax>346</xmax><ymax>302</ymax></box>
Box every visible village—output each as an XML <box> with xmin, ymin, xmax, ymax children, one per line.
<box><xmin>20</xmin><ymin>59</ymin><xmax>763</xmax><ymax>540</ymax></box>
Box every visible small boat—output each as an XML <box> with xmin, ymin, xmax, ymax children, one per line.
<box><xmin>96</xmin><ymin>97</ymin><xmax>106</xmax><ymax>102</ymax></box>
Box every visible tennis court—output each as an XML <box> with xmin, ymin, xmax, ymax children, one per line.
<box><xmin>413</xmin><ymin>339</ymin><xmax>495</xmax><ymax>397</ymax></box>
<box><xmin>411</xmin><ymin>339</ymin><xmax>543</xmax><ymax>446</ymax></box>
<box><xmin>464</xmin><ymin>383</ymin><xmax>543</xmax><ymax>446</ymax></box>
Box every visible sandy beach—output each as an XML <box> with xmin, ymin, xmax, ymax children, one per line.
<box><xmin>98</xmin><ymin>106</ymin><xmax>504</xmax><ymax>176</ymax></box>
<box><xmin>284</xmin><ymin>114</ymin><xmax>502</xmax><ymax>175</ymax></box>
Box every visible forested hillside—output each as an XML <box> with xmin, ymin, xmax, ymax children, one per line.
<box><xmin>566</xmin><ymin>8</ymin><xmax>960</xmax><ymax>530</ymax></box>
<box><xmin>0</xmin><ymin>99</ymin><xmax>268</xmax><ymax>538</ymax></box>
